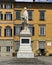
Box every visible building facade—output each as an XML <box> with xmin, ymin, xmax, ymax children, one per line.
<box><xmin>0</xmin><ymin>0</ymin><xmax>52</xmax><ymax>56</ymax></box>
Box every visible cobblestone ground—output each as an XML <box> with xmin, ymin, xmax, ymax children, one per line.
<box><xmin>0</xmin><ymin>57</ymin><xmax>52</xmax><ymax>65</ymax></box>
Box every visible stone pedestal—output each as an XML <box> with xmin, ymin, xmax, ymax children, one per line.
<box><xmin>17</xmin><ymin>29</ymin><xmax>34</xmax><ymax>58</ymax></box>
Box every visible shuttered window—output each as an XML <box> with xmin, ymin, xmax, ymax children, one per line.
<box><xmin>39</xmin><ymin>25</ymin><xmax>46</xmax><ymax>36</ymax></box>
<box><xmin>5</xmin><ymin>13</ymin><xmax>12</xmax><ymax>20</ymax></box>
<box><xmin>28</xmin><ymin>10</ymin><xmax>33</xmax><ymax>20</ymax></box>
<box><xmin>39</xmin><ymin>11</ymin><xmax>45</xmax><ymax>21</ymax></box>
<box><xmin>28</xmin><ymin>25</ymin><xmax>34</xmax><ymax>36</ymax></box>
<box><xmin>16</xmin><ymin>10</ymin><xmax>21</xmax><ymax>20</ymax></box>
<box><xmin>0</xmin><ymin>12</ymin><xmax>3</xmax><ymax>20</ymax></box>
<box><xmin>6</xmin><ymin>46</ymin><xmax>10</xmax><ymax>52</ymax></box>
<box><xmin>4</xmin><ymin>26</ymin><xmax>12</xmax><ymax>37</ymax></box>
<box><xmin>5</xmin><ymin>4</ymin><xmax>12</xmax><ymax>9</ymax></box>
<box><xmin>15</xmin><ymin>41</ymin><xmax>20</xmax><ymax>51</ymax></box>
<box><xmin>14</xmin><ymin>25</ymin><xmax>22</xmax><ymax>36</ymax></box>
<box><xmin>0</xmin><ymin>4</ymin><xmax>3</xmax><ymax>9</ymax></box>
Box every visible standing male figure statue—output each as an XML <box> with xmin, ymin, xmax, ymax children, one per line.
<box><xmin>21</xmin><ymin>7</ymin><xmax>29</xmax><ymax>30</ymax></box>
<box><xmin>21</xmin><ymin>7</ymin><xmax>28</xmax><ymax>24</ymax></box>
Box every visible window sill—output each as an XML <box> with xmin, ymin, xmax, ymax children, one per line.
<box><xmin>14</xmin><ymin>33</ymin><xmax>20</xmax><ymax>36</ymax></box>
<box><xmin>39</xmin><ymin>19</ymin><xmax>45</xmax><ymax>21</ymax></box>
<box><xmin>4</xmin><ymin>36</ymin><xmax>12</xmax><ymax>37</ymax></box>
<box><xmin>28</xmin><ymin>19</ymin><xmax>33</xmax><ymax>21</ymax></box>
<box><xmin>39</xmin><ymin>35</ymin><xmax>46</xmax><ymax>36</ymax></box>
<box><xmin>3</xmin><ymin>8</ymin><xmax>13</xmax><ymax>9</ymax></box>
<box><xmin>5</xmin><ymin>20</ymin><xmax>12</xmax><ymax>21</ymax></box>
<box><xmin>15</xmin><ymin>19</ymin><xmax>21</xmax><ymax>20</ymax></box>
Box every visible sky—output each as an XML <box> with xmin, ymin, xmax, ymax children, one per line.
<box><xmin>15</xmin><ymin>0</ymin><xmax>33</xmax><ymax>2</ymax></box>
<box><xmin>15</xmin><ymin>0</ymin><xmax>52</xmax><ymax>2</ymax></box>
<box><xmin>35</xmin><ymin>0</ymin><xmax>52</xmax><ymax>2</ymax></box>
<box><xmin>48</xmin><ymin>0</ymin><xmax>52</xmax><ymax>2</ymax></box>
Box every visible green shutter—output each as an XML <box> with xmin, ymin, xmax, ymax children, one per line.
<box><xmin>32</xmin><ymin>27</ymin><xmax>34</xmax><ymax>36</ymax></box>
<box><xmin>1</xmin><ymin>14</ymin><xmax>3</xmax><ymax>20</ymax></box>
<box><xmin>4</xmin><ymin>29</ymin><xmax>6</xmax><ymax>36</ymax></box>
<box><xmin>5</xmin><ymin>14</ymin><xmax>6</xmax><ymax>20</ymax></box>
<box><xmin>11</xmin><ymin>14</ymin><xmax>12</xmax><ymax>20</ymax></box>
<box><xmin>14</xmin><ymin>26</ymin><xmax>15</xmax><ymax>36</ymax></box>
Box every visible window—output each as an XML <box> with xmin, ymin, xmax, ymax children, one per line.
<box><xmin>39</xmin><ymin>11</ymin><xmax>45</xmax><ymax>21</ymax></box>
<box><xmin>0</xmin><ymin>4</ymin><xmax>3</xmax><ymax>8</ymax></box>
<box><xmin>39</xmin><ymin>41</ymin><xmax>45</xmax><ymax>49</ymax></box>
<box><xmin>28</xmin><ymin>4</ymin><xmax>32</xmax><ymax>8</ymax></box>
<box><xmin>0</xmin><ymin>27</ymin><xmax>1</xmax><ymax>36</ymax></box>
<box><xmin>28</xmin><ymin>10</ymin><xmax>33</xmax><ymax>20</ymax></box>
<box><xmin>15</xmin><ymin>10</ymin><xmax>21</xmax><ymax>20</ymax></box>
<box><xmin>0</xmin><ymin>12</ymin><xmax>3</xmax><ymax>20</ymax></box>
<box><xmin>28</xmin><ymin>25</ymin><xmax>34</xmax><ymax>36</ymax></box>
<box><xmin>15</xmin><ymin>41</ymin><xmax>20</xmax><ymax>51</ymax></box>
<box><xmin>39</xmin><ymin>25</ymin><xmax>46</xmax><ymax>36</ymax></box>
<box><xmin>14</xmin><ymin>25</ymin><xmax>22</xmax><ymax>36</ymax></box>
<box><xmin>6</xmin><ymin>46</ymin><xmax>10</xmax><ymax>52</ymax></box>
<box><xmin>5</xmin><ymin>13</ymin><xmax>12</xmax><ymax>20</ymax></box>
<box><xmin>4</xmin><ymin>26</ymin><xmax>12</xmax><ymax>37</ymax></box>
<box><xmin>5</xmin><ymin>4</ymin><xmax>12</xmax><ymax>9</ymax></box>
<box><xmin>0</xmin><ymin>46</ymin><xmax>1</xmax><ymax>52</ymax></box>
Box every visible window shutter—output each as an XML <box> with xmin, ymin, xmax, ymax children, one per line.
<box><xmin>4</xmin><ymin>29</ymin><xmax>6</xmax><ymax>36</ymax></box>
<box><xmin>1</xmin><ymin>5</ymin><xmax>3</xmax><ymax>8</ymax></box>
<box><xmin>32</xmin><ymin>27</ymin><xmax>34</xmax><ymax>36</ymax></box>
<box><xmin>20</xmin><ymin>26</ymin><xmax>23</xmax><ymax>31</ymax></box>
<box><xmin>0</xmin><ymin>46</ymin><xmax>1</xmax><ymax>52</ymax></box>
<box><xmin>1</xmin><ymin>14</ymin><xmax>3</xmax><ymax>20</ymax></box>
<box><xmin>10</xmin><ymin>29</ymin><xmax>12</xmax><ymax>36</ymax></box>
<box><xmin>5</xmin><ymin>5</ymin><xmax>6</xmax><ymax>8</ymax></box>
<box><xmin>11</xmin><ymin>14</ymin><xmax>12</xmax><ymax>20</ymax></box>
<box><xmin>5</xmin><ymin>14</ymin><xmax>6</xmax><ymax>20</ymax></box>
<box><xmin>0</xmin><ymin>28</ymin><xmax>1</xmax><ymax>36</ymax></box>
<box><xmin>14</xmin><ymin>26</ymin><xmax>15</xmax><ymax>36</ymax></box>
<box><xmin>11</xmin><ymin>4</ymin><xmax>12</xmax><ymax>8</ymax></box>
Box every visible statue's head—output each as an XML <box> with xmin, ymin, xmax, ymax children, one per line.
<box><xmin>24</xmin><ymin>7</ymin><xmax>27</xmax><ymax>10</ymax></box>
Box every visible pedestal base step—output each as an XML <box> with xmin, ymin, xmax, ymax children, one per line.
<box><xmin>9</xmin><ymin>58</ymin><xmax>36</xmax><ymax>65</ymax></box>
<box><xmin>17</xmin><ymin>52</ymin><xmax>34</xmax><ymax>58</ymax></box>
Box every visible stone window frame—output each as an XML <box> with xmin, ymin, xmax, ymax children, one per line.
<box><xmin>39</xmin><ymin>25</ymin><xmax>46</xmax><ymax>36</ymax></box>
<box><xmin>4</xmin><ymin>26</ymin><xmax>12</xmax><ymax>37</ymax></box>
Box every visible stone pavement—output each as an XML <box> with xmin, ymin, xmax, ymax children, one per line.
<box><xmin>0</xmin><ymin>56</ymin><xmax>52</xmax><ymax>65</ymax></box>
<box><xmin>35</xmin><ymin>56</ymin><xmax>52</xmax><ymax>63</ymax></box>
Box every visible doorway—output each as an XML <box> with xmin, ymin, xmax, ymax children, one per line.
<box><xmin>39</xmin><ymin>41</ymin><xmax>46</xmax><ymax>56</ymax></box>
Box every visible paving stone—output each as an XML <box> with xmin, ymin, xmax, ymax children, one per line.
<box><xmin>0</xmin><ymin>57</ymin><xmax>52</xmax><ymax>65</ymax></box>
